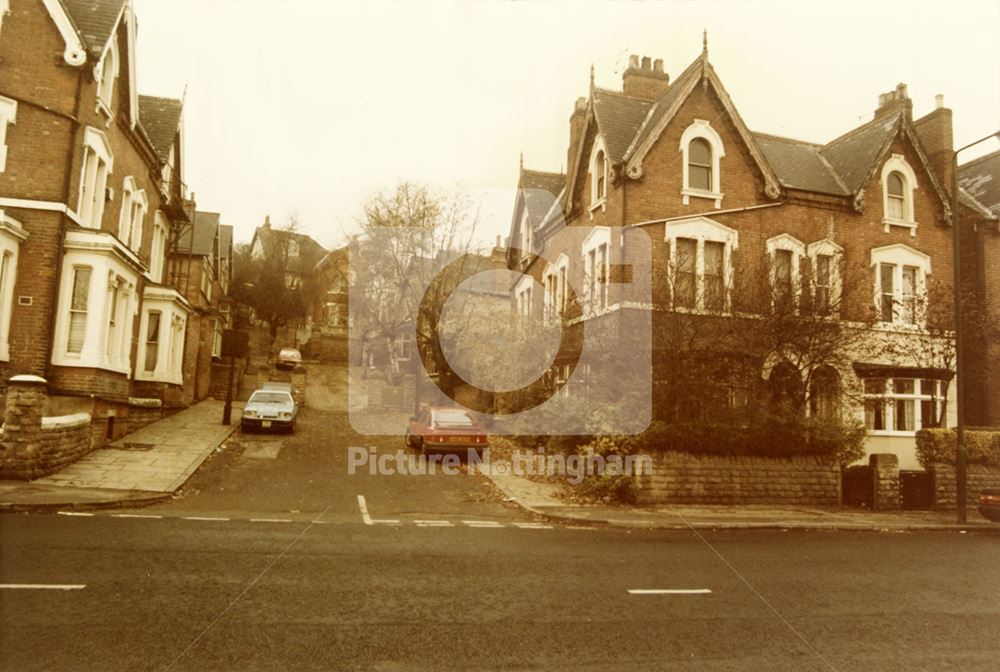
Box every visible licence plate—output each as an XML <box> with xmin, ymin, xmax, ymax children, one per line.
<box><xmin>448</xmin><ymin>436</ymin><xmax>466</xmax><ymax>443</ymax></box>
<box><xmin>262</xmin><ymin>421</ymin><xmax>272</xmax><ymax>428</ymax></box>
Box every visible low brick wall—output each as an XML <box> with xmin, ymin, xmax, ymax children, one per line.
<box><xmin>0</xmin><ymin>412</ymin><xmax>93</xmax><ymax>479</ymax></box>
<box><xmin>127</xmin><ymin>398</ymin><xmax>163</xmax><ymax>434</ymax></box>
<box><xmin>634</xmin><ymin>452</ymin><xmax>841</xmax><ymax>506</ymax></box>
<box><xmin>209</xmin><ymin>360</ymin><xmax>246</xmax><ymax>401</ymax></box>
<box><xmin>928</xmin><ymin>462</ymin><xmax>1000</xmax><ymax>509</ymax></box>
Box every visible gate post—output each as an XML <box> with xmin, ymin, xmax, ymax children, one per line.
<box><xmin>870</xmin><ymin>453</ymin><xmax>900</xmax><ymax>511</ymax></box>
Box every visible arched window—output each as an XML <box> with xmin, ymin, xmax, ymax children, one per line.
<box><xmin>97</xmin><ymin>41</ymin><xmax>118</xmax><ymax>110</ymax></box>
<box><xmin>769</xmin><ymin>362</ymin><xmax>804</xmax><ymax>415</ymax></box>
<box><xmin>595</xmin><ymin>150</ymin><xmax>606</xmax><ymax>200</ymax></box>
<box><xmin>688</xmin><ymin>139</ymin><xmax>712</xmax><ymax>191</ymax></box>
<box><xmin>809</xmin><ymin>366</ymin><xmax>840</xmax><ymax>419</ymax></box>
<box><xmin>886</xmin><ymin>171</ymin><xmax>906</xmax><ymax>220</ymax></box>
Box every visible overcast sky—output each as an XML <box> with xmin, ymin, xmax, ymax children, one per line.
<box><xmin>132</xmin><ymin>0</ymin><xmax>1000</xmax><ymax>251</ymax></box>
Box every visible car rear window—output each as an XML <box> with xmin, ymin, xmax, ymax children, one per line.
<box><xmin>250</xmin><ymin>392</ymin><xmax>292</xmax><ymax>404</ymax></box>
<box><xmin>433</xmin><ymin>410</ymin><xmax>475</xmax><ymax>428</ymax></box>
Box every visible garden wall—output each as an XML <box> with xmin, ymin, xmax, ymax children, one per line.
<box><xmin>634</xmin><ymin>451</ymin><xmax>841</xmax><ymax>506</ymax></box>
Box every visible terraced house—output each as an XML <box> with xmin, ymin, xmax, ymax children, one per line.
<box><xmin>507</xmin><ymin>43</ymin><xmax>990</xmax><ymax>473</ymax></box>
<box><xmin>0</xmin><ymin>0</ymin><xmax>228</xmax><ymax>478</ymax></box>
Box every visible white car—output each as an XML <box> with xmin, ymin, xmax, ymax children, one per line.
<box><xmin>241</xmin><ymin>388</ymin><xmax>298</xmax><ymax>433</ymax></box>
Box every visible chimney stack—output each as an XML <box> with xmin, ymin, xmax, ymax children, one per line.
<box><xmin>263</xmin><ymin>215</ymin><xmax>271</xmax><ymax>229</ymax></box>
<box><xmin>874</xmin><ymin>83</ymin><xmax>912</xmax><ymax>121</ymax></box>
<box><xmin>568</xmin><ymin>96</ymin><xmax>588</xmax><ymax>178</ymax></box>
<box><xmin>914</xmin><ymin>95</ymin><xmax>954</xmax><ymax>194</ymax></box>
<box><xmin>622</xmin><ymin>54</ymin><xmax>669</xmax><ymax>102</ymax></box>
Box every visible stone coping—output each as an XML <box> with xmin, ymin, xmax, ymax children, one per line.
<box><xmin>41</xmin><ymin>412</ymin><xmax>91</xmax><ymax>430</ymax></box>
<box><xmin>128</xmin><ymin>397</ymin><xmax>163</xmax><ymax>408</ymax></box>
<box><xmin>8</xmin><ymin>375</ymin><xmax>47</xmax><ymax>384</ymax></box>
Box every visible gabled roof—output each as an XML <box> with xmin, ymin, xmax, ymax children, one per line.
<box><xmin>138</xmin><ymin>95</ymin><xmax>182</xmax><ymax>163</ymax></box>
<box><xmin>819</xmin><ymin>111</ymin><xmax>903</xmax><ymax>194</ymax></box>
<box><xmin>621</xmin><ymin>52</ymin><xmax>783</xmax><ymax>199</ymax></box>
<box><xmin>959</xmin><ymin>149</ymin><xmax>1000</xmax><ymax>216</ymax></box>
<box><xmin>177</xmin><ymin>211</ymin><xmax>220</xmax><ymax>257</ymax></box>
<box><xmin>519</xmin><ymin>168</ymin><xmax>565</xmax><ymax>230</ymax></box>
<box><xmin>59</xmin><ymin>0</ymin><xmax>126</xmax><ymax>55</ymax></box>
<box><xmin>219</xmin><ymin>225</ymin><xmax>233</xmax><ymax>256</ymax></box>
<box><xmin>592</xmin><ymin>89</ymin><xmax>653</xmax><ymax>162</ymax></box>
<box><xmin>753</xmin><ymin>133</ymin><xmax>849</xmax><ymax>195</ymax></box>
<box><xmin>252</xmin><ymin>225</ymin><xmax>328</xmax><ymax>275</ymax></box>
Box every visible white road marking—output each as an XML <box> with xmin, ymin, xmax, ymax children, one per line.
<box><xmin>414</xmin><ymin>520</ymin><xmax>454</xmax><ymax>527</ymax></box>
<box><xmin>462</xmin><ymin>520</ymin><xmax>505</xmax><ymax>528</ymax></box>
<box><xmin>566</xmin><ymin>526</ymin><xmax>597</xmax><ymax>531</ymax></box>
<box><xmin>57</xmin><ymin>511</ymin><xmax>93</xmax><ymax>517</ymax></box>
<box><xmin>628</xmin><ymin>589</ymin><xmax>712</xmax><ymax>595</ymax></box>
<box><xmin>182</xmin><ymin>516</ymin><xmax>230</xmax><ymax>522</ymax></box>
<box><xmin>249</xmin><ymin>518</ymin><xmax>293</xmax><ymax>523</ymax></box>
<box><xmin>0</xmin><ymin>584</ymin><xmax>86</xmax><ymax>590</ymax></box>
<box><xmin>356</xmin><ymin>495</ymin><xmax>400</xmax><ymax>525</ymax></box>
<box><xmin>111</xmin><ymin>514</ymin><xmax>162</xmax><ymax>519</ymax></box>
<box><xmin>515</xmin><ymin>522</ymin><xmax>553</xmax><ymax>529</ymax></box>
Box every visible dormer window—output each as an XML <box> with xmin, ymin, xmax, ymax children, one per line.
<box><xmin>679</xmin><ymin>120</ymin><xmax>725</xmax><ymax>208</ymax></box>
<box><xmin>589</xmin><ymin>139</ymin><xmax>609</xmax><ymax>212</ymax></box>
<box><xmin>96</xmin><ymin>40</ymin><xmax>118</xmax><ymax>117</ymax></box>
<box><xmin>881</xmin><ymin>154</ymin><xmax>918</xmax><ymax>236</ymax></box>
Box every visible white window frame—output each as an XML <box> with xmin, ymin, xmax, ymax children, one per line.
<box><xmin>589</xmin><ymin>137</ymin><xmax>609</xmax><ymax>212</ymax></box>
<box><xmin>0</xmin><ymin>94</ymin><xmax>16</xmax><ymax>172</ymax></box>
<box><xmin>52</xmin><ymin>235</ymin><xmax>138</xmax><ymax>374</ymax></box>
<box><xmin>0</xmin><ymin>210</ymin><xmax>27</xmax><ymax>362</ymax></box>
<box><xmin>95</xmin><ymin>38</ymin><xmax>119</xmax><ymax>118</ymax></box>
<box><xmin>77</xmin><ymin>127</ymin><xmax>114</xmax><ymax>229</ymax></box>
<box><xmin>870</xmin><ymin>244</ymin><xmax>931</xmax><ymax>327</ymax></box>
<box><xmin>665</xmin><ymin>216</ymin><xmax>738</xmax><ymax>313</ymax></box>
<box><xmin>117</xmin><ymin>177</ymin><xmax>146</xmax><ymax>251</ymax></box>
<box><xmin>806</xmin><ymin>239</ymin><xmax>844</xmax><ymax>317</ymax></box>
<box><xmin>542</xmin><ymin>253</ymin><xmax>570</xmax><ymax>324</ymax></box>
<box><xmin>582</xmin><ymin>226</ymin><xmax>611</xmax><ymax>315</ymax></box>
<box><xmin>766</xmin><ymin>234</ymin><xmax>806</xmax><ymax>313</ymax></box>
<box><xmin>149</xmin><ymin>211</ymin><xmax>168</xmax><ymax>282</ymax></box>
<box><xmin>679</xmin><ymin>119</ymin><xmax>725</xmax><ymax>208</ymax></box>
<box><xmin>881</xmin><ymin>154</ymin><xmax>919</xmax><ymax>236</ymax></box>
<box><xmin>515</xmin><ymin>275</ymin><xmax>534</xmax><ymax>319</ymax></box>
<box><xmin>863</xmin><ymin>377</ymin><xmax>945</xmax><ymax>436</ymax></box>
<box><xmin>135</xmin><ymin>286</ymin><xmax>188</xmax><ymax>384</ymax></box>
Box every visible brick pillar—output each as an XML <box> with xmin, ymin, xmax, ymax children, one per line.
<box><xmin>0</xmin><ymin>375</ymin><xmax>49</xmax><ymax>480</ymax></box>
<box><xmin>870</xmin><ymin>453</ymin><xmax>901</xmax><ymax>511</ymax></box>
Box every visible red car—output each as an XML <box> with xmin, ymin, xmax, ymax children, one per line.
<box><xmin>405</xmin><ymin>407</ymin><xmax>488</xmax><ymax>454</ymax></box>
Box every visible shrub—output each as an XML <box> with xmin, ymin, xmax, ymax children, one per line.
<box><xmin>574</xmin><ymin>474</ymin><xmax>637</xmax><ymax>504</ymax></box>
<box><xmin>915</xmin><ymin>428</ymin><xmax>1000</xmax><ymax>468</ymax></box>
<box><xmin>619</xmin><ymin>414</ymin><xmax>865</xmax><ymax>465</ymax></box>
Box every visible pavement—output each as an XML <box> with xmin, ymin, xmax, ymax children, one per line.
<box><xmin>0</xmin><ymin>399</ymin><xmax>243</xmax><ymax>512</ymax></box>
<box><xmin>480</xmin><ymin>460</ymin><xmax>999</xmax><ymax>532</ymax></box>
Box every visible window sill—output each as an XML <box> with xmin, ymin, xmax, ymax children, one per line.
<box><xmin>882</xmin><ymin>218</ymin><xmax>917</xmax><ymax>236</ymax></box>
<box><xmin>135</xmin><ymin>371</ymin><xmax>183</xmax><ymax>385</ymax></box>
<box><xmin>51</xmin><ymin>355</ymin><xmax>131</xmax><ymax>377</ymax></box>
<box><xmin>868</xmin><ymin>430</ymin><xmax>918</xmax><ymax>438</ymax></box>
<box><xmin>682</xmin><ymin>188</ymin><xmax>723</xmax><ymax>208</ymax></box>
<box><xmin>95</xmin><ymin>99</ymin><xmax>114</xmax><ymax>127</ymax></box>
<box><xmin>588</xmin><ymin>199</ymin><xmax>607</xmax><ymax>216</ymax></box>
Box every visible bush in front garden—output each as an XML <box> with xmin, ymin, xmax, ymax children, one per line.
<box><xmin>916</xmin><ymin>427</ymin><xmax>1000</xmax><ymax>468</ymax></box>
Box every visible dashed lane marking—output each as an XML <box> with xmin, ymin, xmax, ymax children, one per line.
<box><xmin>181</xmin><ymin>516</ymin><xmax>230</xmax><ymax>522</ymax></box>
<box><xmin>0</xmin><ymin>584</ymin><xmax>86</xmax><ymax>590</ymax></box>
<box><xmin>462</xmin><ymin>520</ymin><xmax>505</xmax><ymax>528</ymax></box>
<box><xmin>111</xmin><ymin>514</ymin><xmax>162</xmax><ymax>519</ymax></box>
<box><xmin>514</xmin><ymin>522</ymin><xmax>554</xmax><ymax>529</ymax></box>
<box><xmin>57</xmin><ymin>511</ymin><xmax>94</xmax><ymax>517</ymax></box>
<box><xmin>628</xmin><ymin>589</ymin><xmax>713</xmax><ymax>595</ymax></box>
<box><xmin>414</xmin><ymin>520</ymin><xmax>455</xmax><ymax>527</ymax></box>
<box><xmin>249</xmin><ymin>518</ymin><xmax>293</xmax><ymax>523</ymax></box>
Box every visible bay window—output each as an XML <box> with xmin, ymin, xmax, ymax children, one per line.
<box><xmin>864</xmin><ymin>377</ymin><xmax>944</xmax><ymax>433</ymax></box>
<box><xmin>0</xmin><ymin>210</ymin><xmax>26</xmax><ymax>361</ymax></box>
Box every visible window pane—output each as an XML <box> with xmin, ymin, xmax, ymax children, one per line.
<box><xmin>689</xmin><ymin>139</ymin><xmax>711</xmax><ymax>165</ymax></box>
<box><xmin>864</xmin><ymin>378</ymin><xmax>886</xmax><ymax>394</ymax></box>
<box><xmin>888</xmin><ymin>195</ymin><xmax>904</xmax><ymax>220</ymax></box>
<box><xmin>920</xmin><ymin>379</ymin><xmax>937</xmax><ymax>396</ymax></box>
<box><xmin>774</xmin><ymin>249</ymin><xmax>793</xmax><ymax>310</ymax></box>
<box><xmin>71</xmin><ymin>268</ymin><xmax>90</xmax><ymax>311</ymax></box>
<box><xmin>704</xmin><ymin>241</ymin><xmax>724</xmax><ymax>311</ymax></box>
<box><xmin>865</xmin><ymin>399</ymin><xmax>885</xmax><ymax>430</ymax></box>
<box><xmin>675</xmin><ymin>238</ymin><xmax>696</xmax><ymax>308</ymax></box>
<box><xmin>895</xmin><ymin>398</ymin><xmax>914</xmax><ymax>431</ymax></box>
<box><xmin>689</xmin><ymin>165</ymin><xmax>711</xmax><ymax>191</ymax></box>
<box><xmin>920</xmin><ymin>400</ymin><xmax>937</xmax><ymax>428</ymax></box>
<box><xmin>879</xmin><ymin>264</ymin><xmax>894</xmax><ymax>321</ymax></box>
<box><xmin>887</xmin><ymin>172</ymin><xmax>904</xmax><ymax>196</ymax></box>
<box><xmin>894</xmin><ymin>379</ymin><xmax>914</xmax><ymax>394</ymax></box>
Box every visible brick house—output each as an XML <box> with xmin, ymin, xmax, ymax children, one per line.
<box><xmin>167</xmin><ymin>210</ymin><xmax>234</xmax><ymax>401</ymax></box>
<box><xmin>958</xmin><ymin>150</ymin><xmax>1000</xmax><ymax>426</ymax></box>
<box><xmin>507</xmin><ymin>46</ymin><xmax>968</xmax><ymax>470</ymax></box>
<box><xmin>249</xmin><ymin>216</ymin><xmax>327</xmax><ymax>291</ymax></box>
<box><xmin>0</xmin><ymin>0</ymin><xmax>219</xmax><ymax>477</ymax></box>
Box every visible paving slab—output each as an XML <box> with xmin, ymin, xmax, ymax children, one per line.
<box><xmin>1</xmin><ymin>400</ymin><xmax>243</xmax><ymax>511</ymax></box>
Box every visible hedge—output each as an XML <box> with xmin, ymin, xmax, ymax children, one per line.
<box><xmin>915</xmin><ymin>428</ymin><xmax>1000</xmax><ymax>468</ymax></box>
<box><xmin>623</xmin><ymin>415</ymin><xmax>866</xmax><ymax>464</ymax></box>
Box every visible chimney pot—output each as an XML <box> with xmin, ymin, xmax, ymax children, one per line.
<box><xmin>495</xmin><ymin>235</ymin><xmax>501</xmax><ymax>247</ymax></box>
<box><xmin>653</xmin><ymin>58</ymin><xmax>663</xmax><ymax>73</ymax></box>
<box><xmin>641</xmin><ymin>56</ymin><xmax>651</xmax><ymax>70</ymax></box>
<box><xmin>935</xmin><ymin>94</ymin><xmax>944</xmax><ymax>110</ymax></box>
<box><xmin>628</xmin><ymin>54</ymin><xmax>639</xmax><ymax>69</ymax></box>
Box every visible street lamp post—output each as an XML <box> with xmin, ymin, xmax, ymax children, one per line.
<box><xmin>951</xmin><ymin>130</ymin><xmax>1000</xmax><ymax>524</ymax></box>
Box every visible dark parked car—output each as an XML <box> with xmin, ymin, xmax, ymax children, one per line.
<box><xmin>405</xmin><ymin>406</ymin><xmax>488</xmax><ymax>455</ymax></box>
<box><xmin>978</xmin><ymin>490</ymin><xmax>1000</xmax><ymax>522</ymax></box>
<box><xmin>241</xmin><ymin>388</ymin><xmax>298</xmax><ymax>433</ymax></box>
